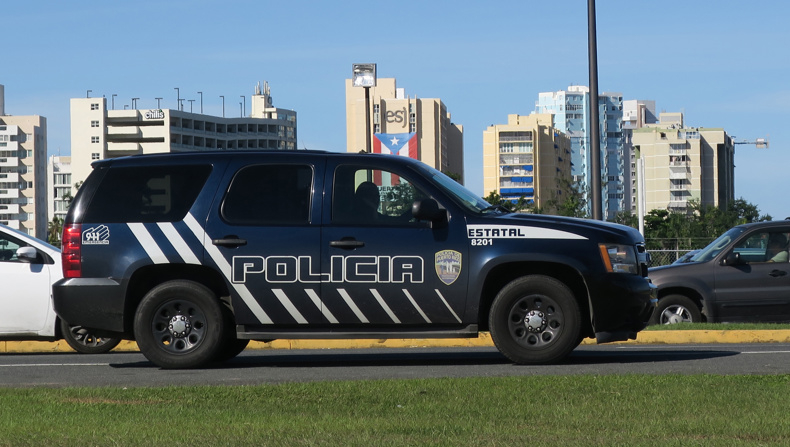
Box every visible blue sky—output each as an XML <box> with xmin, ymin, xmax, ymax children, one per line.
<box><xmin>2</xmin><ymin>0</ymin><xmax>788</xmax><ymax>219</ymax></box>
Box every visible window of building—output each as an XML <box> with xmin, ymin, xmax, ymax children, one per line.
<box><xmin>90</xmin><ymin>103</ymin><xmax>100</xmax><ymax>111</ymax></box>
<box><xmin>91</xmin><ymin>120</ymin><xmax>100</xmax><ymax>127</ymax></box>
<box><xmin>91</xmin><ymin>136</ymin><xmax>100</xmax><ymax>143</ymax></box>
<box><xmin>91</xmin><ymin>153</ymin><xmax>100</xmax><ymax>160</ymax></box>
<box><xmin>221</xmin><ymin>164</ymin><xmax>313</xmax><ymax>225</ymax></box>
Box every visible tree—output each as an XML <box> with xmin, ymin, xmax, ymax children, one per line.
<box><xmin>545</xmin><ymin>178</ymin><xmax>588</xmax><ymax>218</ymax></box>
<box><xmin>47</xmin><ymin>216</ymin><xmax>63</xmax><ymax>247</ymax></box>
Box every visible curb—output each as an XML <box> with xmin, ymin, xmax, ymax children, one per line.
<box><xmin>4</xmin><ymin>330</ymin><xmax>790</xmax><ymax>354</ymax></box>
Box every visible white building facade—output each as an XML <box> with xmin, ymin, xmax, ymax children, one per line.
<box><xmin>0</xmin><ymin>84</ymin><xmax>48</xmax><ymax>238</ymax></box>
<box><xmin>47</xmin><ymin>156</ymin><xmax>71</xmax><ymax>223</ymax></box>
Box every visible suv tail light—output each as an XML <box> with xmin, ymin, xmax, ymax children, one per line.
<box><xmin>62</xmin><ymin>224</ymin><xmax>82</xmax><ymax>278</ymax></box>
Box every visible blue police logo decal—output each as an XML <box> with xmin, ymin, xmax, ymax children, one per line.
<box><xmin>435</xmin><ymin>250</ymin><xmax>462</xmax><ymax>285</ymax></box>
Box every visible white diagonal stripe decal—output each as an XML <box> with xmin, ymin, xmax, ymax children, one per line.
<box><xmin>127</xmin><ymin>223</ymin><xmax>168</xmax><ymax>264</ymax></box>
<box><xmin>157</xmin><ymin>222</ymin><xmax>200</xmax><ymax>264</ymax></box>
<box><xmin>337</xmin><ymin>289</ymin><xmax>369</xmax><ymax>323</ymax></box>
<box><xmin>370</xmin><ymin>289</ymin><xmax>400</xmax><ymax>323</ymax></box>
<box><xmin>272</xmin><ymin>289</ymin><xmax>308</xmax><ymax>324</ymax></box>
<box><xmin>402</xmin><ymin>289</ymin><xmax>431</xmax><ymax>323</ymax></box>
<box><xmin>305</xmin><ymin>289</ymin><xmax>338</xmax><ymax>324</ymax></box>
<box><xmin>434</xmin><ymin>289</ymin><xmax>462</xmax><ymax>323</ymax></box>
<box><xmin>183</xmin><ymin>213</ymin><xmax>273</xmax><ymax>324</ymax></box>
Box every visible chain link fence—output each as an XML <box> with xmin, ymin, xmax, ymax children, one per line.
<box><xmin>646</xmin><ymin>238</ymin><xmax>713</xmax><ymax>267</ymax></box>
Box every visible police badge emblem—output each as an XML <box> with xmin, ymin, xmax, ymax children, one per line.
<box><xmin>435</xmin><ymin>250</ymin><xmax>462</xmax><ymax>285</ymax></box>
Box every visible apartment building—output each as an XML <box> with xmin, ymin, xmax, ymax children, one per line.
<box><xmin>0</xmin><ymin>84</ymin><xmax>48</xmax><ymax>238</ymax></box>
<box><xmin>345</xmin><ymin>77</ymin><xmax>464</xmax><ymax>183</ymax></box>
<box><xmin>482</xmin><ymin>113</ymin><xmax>572</xmax><ymax>212</ymax></box>
<box><xmin>632</xmin><ymin>112</ymin><xmax>735</xmax><ymax>213</ymax></box>
<box><xmin>70</xmin><ymin>82</ymin><xmax>297</xmax><ymax>186</ymax></box>
<box><xmin>536</xmin><ymin>86</ymin><xmax>625</xmax><ymax>219</ymax></box>
<box><xmin>47</xmin><ymin>155</ymin><xmax>71</xmax><ymax>223</ymax></box>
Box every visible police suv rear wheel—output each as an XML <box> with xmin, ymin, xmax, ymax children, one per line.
<box><xmin>134</xmin><ymin>280</ymin><xmax>225</xmax><ymax>369</ymax></box>
<box><xmin>489</xmin><ymin>275</ymin><xmax>581</xmax><ymax>364</ymax></box>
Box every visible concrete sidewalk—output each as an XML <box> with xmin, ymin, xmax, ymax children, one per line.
<box><xmin>4</xmin><ymin>330</ymin><xmax>790</xmax><ymax>354</ymax></box>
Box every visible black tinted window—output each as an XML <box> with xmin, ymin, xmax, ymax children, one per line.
<box><xmin>222</xmin><ymin>164</ymin><xmax>313</xmax><ymax>225</ymax></box>
<box><xmin>84</xmin><ymin>165</ymin><xmax>212</xmax><ymax>223</ymax></box>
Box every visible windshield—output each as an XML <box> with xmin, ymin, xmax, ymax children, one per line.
<box><xmin>689</xmin><ymin>227</ymin><xmax>746</xmax><ymax>263</ymax></box>
<box><xmin>417</xmin><ymin>165</ymin><xmax>497</xmax><ymax>214</ymax></box>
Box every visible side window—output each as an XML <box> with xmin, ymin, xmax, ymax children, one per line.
<box><xmin>222</xmin><ymin>164</ymin><xmax>312</xmax><ymax>225</ymax></box>
<box><xmin>0</xmin><ymin>233</ymin><xmax>26</xmax><ymax>263</ymax></box>
<box><xmin>332</xmin><ymin>165</ymin><xmax>429</xmax><ymax>225</ymax></box>
<box><xmin>733</xmin><ymin>231</ymin><xmax>789</xmax><ymax>263</ymax></box>
<box><xmin>84</xmin><ymin>165</ymin><xmax>212</xmax><ymax>223</ymax></box>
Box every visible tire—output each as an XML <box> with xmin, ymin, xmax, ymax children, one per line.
<box><xmin>59</xmin><ymin>319</ymin><xmax>122</xmax><ymax>354</ymax></box>
<box><xmin>489</xmin><ymin>275</ymin><xmax>582</xmax><ymax>365</ymax></box>
<box><xmin>649</xmin><ymin>294</ymin><xmax>701</xmax><ymax>325</ymax></box>
<box><xmin>134</xmin><ymin>280</ymin><xmax>226</xmax><ymax>369</ymax></box>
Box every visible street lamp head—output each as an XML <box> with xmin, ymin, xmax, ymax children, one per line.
<box><xmin>352</xmin><ymin>63</ymin><xmax>377</xmax><ymax>88</ymax></box>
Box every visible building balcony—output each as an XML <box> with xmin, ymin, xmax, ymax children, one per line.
<box><xmin>0</xmin><ymin>157</ymin><xmax>19</xmax><ymax>167</ymax></box>
<box><xmin>106</xmin><ymin>142</ymin><xmax>142</xmax><ymax>152</ymax></box>
<box><xmin>107</xmin><ymin>126</ymin><xmax>141</xmax><ymax>137</ymax></box>
<box><xmin>0</xmin><ymin>188</ymin><xmax>20</xmax><ymax>199</ymax></box>
<box><xmin>669</xmin><ymin>167</ymin><xmax>691</xmax><ymax>180</ymax></box>
<box><xmin>669</xmin><ymin>183</ymin><xmax>689</xmax><ymax>191</ymax></box>
<box><xmin>0</xmin><ymin>203</ymin><xmax>20</xmax><ymax>214</ymax></box>
<box><xmin>0</xmin><ymin>172</ymin><xmax>19</xmax><ymax>183</ymax></box>
<box><xmin>667</xmin><ymin>199</ymin><xmax>688</xmax><ymax>209</ymax></box>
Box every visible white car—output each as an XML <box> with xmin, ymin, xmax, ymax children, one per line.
<box><xmin>0</xmin><ymin>223</ymin><xmax>120</xmax><ymax>353</ymax></box>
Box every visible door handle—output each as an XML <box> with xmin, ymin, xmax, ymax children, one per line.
<box><xmin>212</xmin><ymin>237</ymin><xmax>248</xmax><ymax>247</ymax></box>
<box><xmin>330</xmin><ymin>238</ymin><xmax>365</xmax><ymax>249</ymax></box>
<box><xmin>769</xmin><ymin>270</ymin><xmax>787</xmax><ymax>278</ymax></box>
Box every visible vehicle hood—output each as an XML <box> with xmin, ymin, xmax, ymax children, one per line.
<box><xmin>476</xmin><ymin>213</ymin><xmax>645</xmax><ymax>244</ymax></box>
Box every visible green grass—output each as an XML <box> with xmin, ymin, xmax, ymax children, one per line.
<box><xmin>2</xmin><ymin>375</ymin><xmax>790</xmax><ymax>446</ymax></box>
<box><xmin>645</xmin><ymin>323</ymin><xmax>790</xmax><ymax>331</ymax></box>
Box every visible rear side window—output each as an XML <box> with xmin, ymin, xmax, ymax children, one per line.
<box><xmin>221</xmin><ymin>164</ymin><xmax>313</xmax><ymax>225</ymax></box>
<box><xmin>83</xmin><ymin>165</ymin><xmax>212</xmax><ymax>223</ymax></box>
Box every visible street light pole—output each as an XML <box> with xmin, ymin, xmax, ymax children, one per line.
<box><xmin>588</xmin><ymin>0</ymin><xmax>602</xmax><ymax>221</ymax></box>
<box><xmin>112</xmin><ymin>94</ymin><xmax>117</xmax><ymax>110</ymax></box>
<box><xmin>240</xmin><ymin>95</ymin><xmax>245</xmax><ymax>117</ymax></box>
<box><xmin>352</xmin><ymin>63</ymin><xmax>377</xmax><ymax>153</ymax></box>
<box><xmin>188</xmin><ymin>99</ymin><xmax>195</xmax><ymax>113</ymax></box>
<box><xmin>198</xmin><ymin>91</ymin><xmax>203</xmax><ymax>113</ymax></box>
<box><xmin>174</xmin><ymin>87</ymin><xmax>180</xmax><ymax>110</ymax></box>
<box><xmin>220</xmin><ymin>95</ymin><xmax>225</xmax><ymax>117</ymax></box>
<box><xmin>131</xmin><ymin>98</ymin><xmax>139</xmax><ymax>109</ymax></box>
<box><xmin>155</xmin><ymin>97</ymin><xmax>162</xmax><ymax>108</ymax></box>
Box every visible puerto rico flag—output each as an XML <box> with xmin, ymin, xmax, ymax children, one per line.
<box><xmin>373</xmin><ymin>133</ymin><xmax>418</xmax><ymax>159</ymax></box>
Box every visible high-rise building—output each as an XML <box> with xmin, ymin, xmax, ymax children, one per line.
<box><xmin>536</xmin><ymin>86</ymin><xmax>624</xmax><ymax>220</ymax></box>
<box><xmin>345</xmin><ymin>77</ymin><xmax>464</xmax><ymax>183</ymax></box>
<box><xmin>632</xmin><ymin>112</ymin><xmax>735</xmax><ymax>213</ymax></box>
<box><xmin>0</xmin><ymin>84</ymin><xmax>48</xmax><ymax>238</ymax></box>
<box><xmin>70</xmin><ymin>81</ymin><xmax>296</xmax><ymax>186</ymax></box>
<box><xmin>482</xmin><ymin>113</ymin><xmax>572</xmax><ymax>212</ymax></box>
<box><xmin>623</xmin><ymin>100</ymin><xmax>658</xmax><ymax>213</ymax></box>
<box><xmin>47</xmin><ymin>155</ymin><xmax>71</xmax><ymax>223</ymax></box>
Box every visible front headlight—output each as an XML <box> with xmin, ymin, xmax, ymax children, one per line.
<box><xmin>599</xmin><ymin>243</ymin><xmax>639</xmax><ymax>274</ymax></box>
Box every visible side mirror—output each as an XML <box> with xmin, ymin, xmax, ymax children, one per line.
<box><xmin>412</xmin><ymin>199</ymin><xmax>447</xmax><ymax>229</ymax></box>
<box><xmin>16</xmin><ymin>246</ymin><xmax>39</xmax><ymax>263</ymax></box>
<box><xmin>722</xmin><ymin>251</ymin><xmax>741</xmax><ymax>266</ymax></box>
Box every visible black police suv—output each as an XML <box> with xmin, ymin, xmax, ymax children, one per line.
<box><xmin>54</xmin><ymin>151</ymin><xmax>656</xmax><ymax>368</ymax></box>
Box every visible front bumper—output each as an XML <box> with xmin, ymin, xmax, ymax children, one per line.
<box><xmin>587</xmin><ymin>273</ymin><xmax>657</xmax><ymax>343</ymax></box>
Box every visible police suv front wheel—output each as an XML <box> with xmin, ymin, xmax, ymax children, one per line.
<box><xmin>489</xmin><ymin>275</ymin><xmax>582</xmax><ymax>365</ymax></box>
<box><xmin>134</xmin><ymin>280</ymin><xmax>226</xmax><ymax>369</ymax></box>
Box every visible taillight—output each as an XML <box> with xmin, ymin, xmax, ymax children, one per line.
<box><xmin>62</xmin><ymin>224</ymin><xmax>82</xmax><ymax>278</ymax></box>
